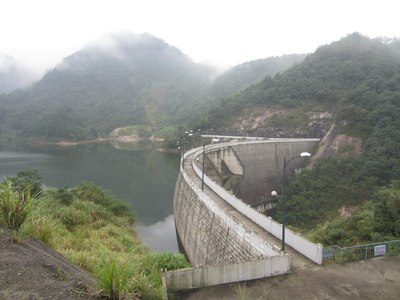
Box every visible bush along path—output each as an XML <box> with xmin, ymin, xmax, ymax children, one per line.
<box><xmin>0</xmin><ymin>174</ymin><xmax>190</xmax><ymax>299</ymax></box>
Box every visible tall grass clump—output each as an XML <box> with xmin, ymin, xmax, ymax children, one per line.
<box><xmin>22</xmin><ymin>180</ymin><xmax>190</xmax><ymax>299</ymax></box>
<box><xmin>97</xmin><ymin>252</ymin><xmax>132</xmax><ymax>300</ymax></box>
<box><xmin>0</xmin><ymin>180</ymin><xmax>33</xmax><ymax>241</ymax></box>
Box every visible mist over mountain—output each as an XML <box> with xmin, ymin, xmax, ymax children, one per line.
<box><xmin>0</xmin><ymin>33</ymin><xmax>218</xmax><ymax>139</ymax></box>
<box><xmin>0</xmin><ymin>33</ymin><xmax>308</xmax><ymax>140</ymax></box>
<box><xmin>0</xmin><ymin>54</ymin><xmax>37</xmax><ymax>93</ymax></box>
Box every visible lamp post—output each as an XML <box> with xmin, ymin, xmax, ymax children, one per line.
<box><xmin>202</xmin><ymin>143</ymin><xmax>205</xmax><ymax>190</ymax></box>
<box><xmin>281</xmin><ymin>152</ymin><xmax>311</xmax><ymax>251</ymax></box>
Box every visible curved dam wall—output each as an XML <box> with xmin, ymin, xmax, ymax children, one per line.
<box><xmin>173</xmin><ymin>139</ymin><xmax>320</xmax><ymax>267</ymax></box>
<box><xmin>174</xmin><ymin>149</ymin><xmax>280</xmax><ymax>267</ymax></box>
<box><xmin>228</xmin><ymin>139</ymin><xmax>319</xmax><ymax>204</ymax></box>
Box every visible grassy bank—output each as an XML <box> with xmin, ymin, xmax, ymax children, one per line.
<box><xmin>1</xmin><ymin>179</ymin><xmax>189</xmax><ymax>299</ymax></box>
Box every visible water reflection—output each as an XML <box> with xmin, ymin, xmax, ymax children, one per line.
<box><xmin>136</xmin><ymin>215</ymin><xmax>178</xmax><ymax>252</ymax></box>
<box><xmin>0</xmin><ymin>140</ymin><xmax>179</xmax><ymax>251</ymax></box>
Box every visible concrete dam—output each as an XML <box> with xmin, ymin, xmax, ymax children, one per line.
<box><xmin>173</xmin><ymin>139</ymin><xmax>322</xmax><ymax>271</ymax></box>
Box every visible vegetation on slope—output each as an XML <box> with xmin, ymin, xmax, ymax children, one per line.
<box><xmin>0</xmin><ymin>171</ymin><xmax>189</xmax><ymax>299</ymax></box>
<box><xmin>210</xmin><ymin>54</ymin><xmax>306</xmax><ymax>99</ymax></box>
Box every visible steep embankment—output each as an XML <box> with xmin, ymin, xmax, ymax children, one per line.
<box><xmin>0</xmin><ymin>228</ymin><xmax>97</xmax><ymax>299</ymax></box>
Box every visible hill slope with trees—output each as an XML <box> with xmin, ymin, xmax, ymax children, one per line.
<box><xmin>0</xmin><ymin>33</ymin><xmax>217</xmax><ymax>140</ymax></box>
<box><xmin>211</xmin><ymin>54</ymin><xmax>306</xmax><ymax>99</ymax></box>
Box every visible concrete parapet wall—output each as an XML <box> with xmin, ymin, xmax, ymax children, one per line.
<box><xmin>164</xmin><ymin>255</ymin><xmax>290</xmax><ymax>291</ymax></box>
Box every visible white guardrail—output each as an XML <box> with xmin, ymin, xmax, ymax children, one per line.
<box><xmin>188</xmin><ymin>140</ymin><xmax>323</xmax><ymax>265</ymax></box>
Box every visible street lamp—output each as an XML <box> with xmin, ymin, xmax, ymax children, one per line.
<box><xmin>281</xmin><ymin>152</ymin><xmax>311</xmax><ymax>251</ymax></box>
<box><xmin>202</xmin><ymin>143</ymin><xmax>205</xmax><ymax>190</ymax></box>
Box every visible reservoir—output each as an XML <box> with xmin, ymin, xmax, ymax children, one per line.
<box><xmin>0</xmin><ymin>140</ymin><xmax>179</xmax><ymax>252</ymax></box>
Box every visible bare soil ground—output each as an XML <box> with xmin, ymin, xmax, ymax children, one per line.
<box><xmin>0</xmin><ymin>228</ymin><xmax>98</xmax><ymax>300</ymax></box>
<box><xmin>175</xmin><ymin>256</ymin><xmax>400</xmax><ymax>300</ymax></box>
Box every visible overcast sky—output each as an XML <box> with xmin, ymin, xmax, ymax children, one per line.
<box><xmin>1</xmin><ymin>0</ymin><xmax>399</xmax><ymax>75</ymax></box>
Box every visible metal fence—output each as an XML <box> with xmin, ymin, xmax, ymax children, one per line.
<box><xmin>323</xmin><ymin>240</ymin><xmax>400</xmax><ymax>263</ymax></box>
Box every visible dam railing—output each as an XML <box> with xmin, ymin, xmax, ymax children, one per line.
<box><xmin>323</xmin><ymin>240</ymin><xmax>400</xmax><ymax>263</ymax></box>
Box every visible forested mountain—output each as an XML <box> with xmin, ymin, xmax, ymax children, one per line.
<box><xmin>0</xmin><ymin>33</ymin><xmax>309</xmax><ymax>141</ymax></box>
<box><xmin>196</xmin><ymin>33</ymin><xmax>400</xmax><ymax>245</ymax></box>
<box><xmin>0</xmin><ymin>54</ymin><xmax>37</xmax><ymax>94</ymax></box>
<box><xmin>0</xmin><ymin>33</ymin><xmax>217</xmax><ymax>139</ymax></box>
<box><xmin>211</xmin><ymin>54</ymin><xmax>306</xmax><ymax>99</ymax></box>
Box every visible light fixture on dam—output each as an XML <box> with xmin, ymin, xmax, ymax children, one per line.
<box><xmin>281</xmin><ymin>151</ymin><xmax>311</xmax><ymax>251</ymax></box>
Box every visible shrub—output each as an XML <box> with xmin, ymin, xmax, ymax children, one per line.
<box><xmin>0</xmin><ymin>180</ymin><xmax>33</xmax><ymax>241</ymax></box>
<box><xmin>57</xmin><ymin>205</ymin><xmax>91</xmax><ymax>229</ymax></box>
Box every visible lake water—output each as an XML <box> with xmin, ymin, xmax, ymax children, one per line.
<box><xmin>0</xmin><ymin>140</ymin><xmax>180</xmax><ymax>252</ymax></box>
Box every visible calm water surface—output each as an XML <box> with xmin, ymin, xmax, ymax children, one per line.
<box><xmin>0</xmin><ymin>140</ymin><xmax>179</xmax><ymax>251</ymax></box>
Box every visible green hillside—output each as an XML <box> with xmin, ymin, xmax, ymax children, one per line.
<box><xmin>0</xmin><ymin>33</ymin><xmax>310</xmax><ymax>141</ymax></box>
